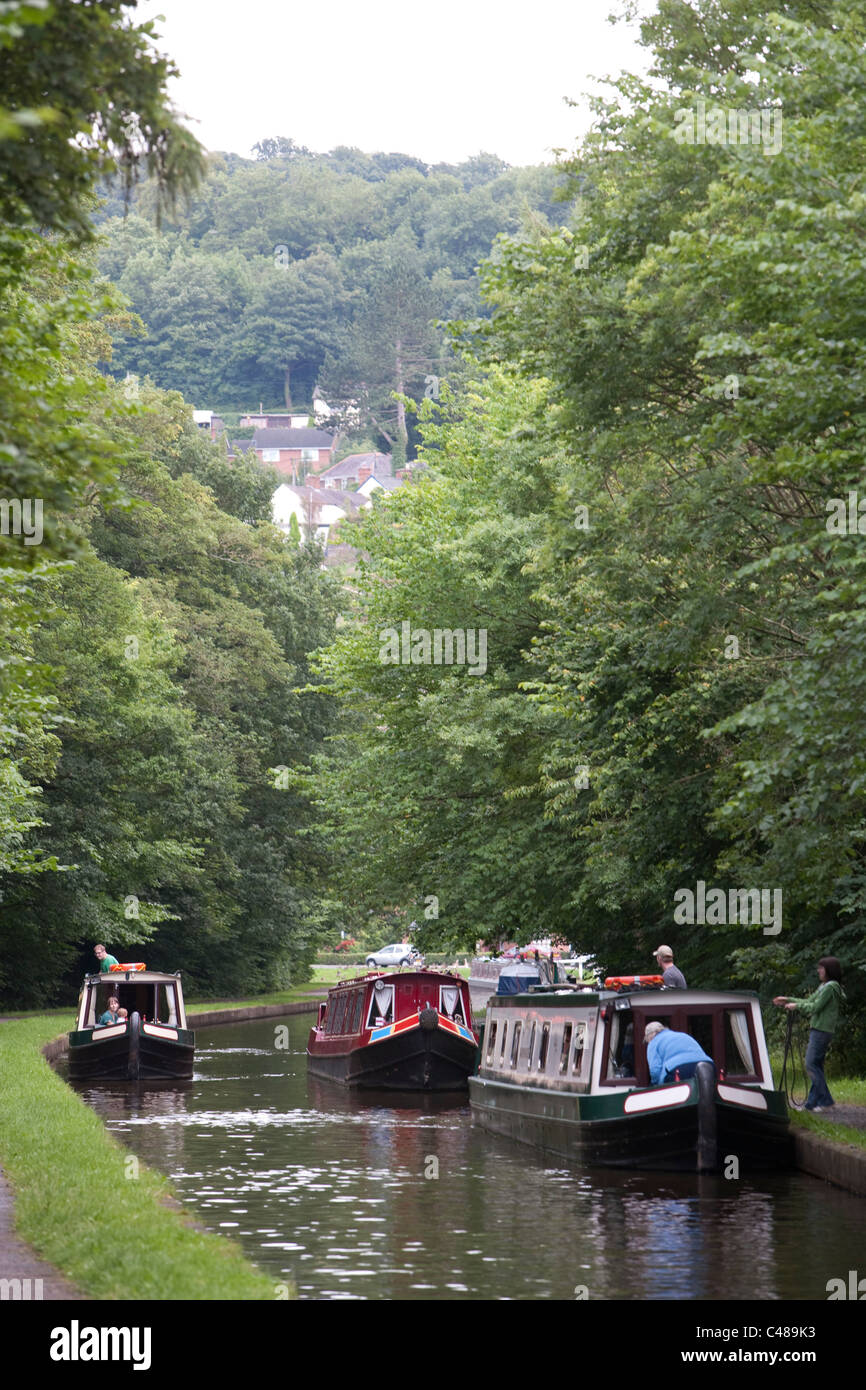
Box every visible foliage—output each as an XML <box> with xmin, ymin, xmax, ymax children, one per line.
<box><xmin>93</xmin><ymin>149</ymin><xmax>568</xmax><ymax>425</ymax></box>
<box><xmin>0</xmin><ymin>0</ymin><xmax>205</xmax><ymax>239</ymax></box>
<box><xmin>312</xmin><ymin>0</ymin><xmax>866</xmax><ymax>1059</ymax></box>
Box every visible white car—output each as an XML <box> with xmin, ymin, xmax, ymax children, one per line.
<box><xmin>365</xmin><ymin>943</ymin><xmax>419</xmax><ymax>968</ymax></box>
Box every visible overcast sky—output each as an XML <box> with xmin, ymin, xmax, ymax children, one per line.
<box><xmin>138</xmin><ymin>0</ymin><xmax>655</xmax><ymax>167</ymax></box>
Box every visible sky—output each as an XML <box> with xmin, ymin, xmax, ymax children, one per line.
<box><xmin>137</xmin><ymin>0</ymin><xmax>655</xmax><ymax>167</ymax></box>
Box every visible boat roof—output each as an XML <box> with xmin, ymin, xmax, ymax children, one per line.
<box><xmin>331</xmin><ymin>968</ymin><xmax>468</xmax><ymax>989</ymax></box>
<box><xmin>488</xmin><ymin>987</ymin><xmax>760</xmax><ymax>1007</ymax></box>
<box><xmin>82</xmin><ymin>971</ymin><xmax>184</xmax><ymax>985</ymax></box>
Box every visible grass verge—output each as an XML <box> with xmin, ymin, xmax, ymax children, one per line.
<box><xmin>787</xmin><ymin>1108</ymin><xmax>866</xmax><ymax>1153</ymax></box>
<box><xmin>0</xmin><ymin>1015</ymin><xmax>285</xmax><ymax>1300</ymax></box>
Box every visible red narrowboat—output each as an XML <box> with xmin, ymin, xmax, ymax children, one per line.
<box><xmin>307</xmin><ymin>969</ymin><xmax>478</xmax><ymax>1090</ymax></box>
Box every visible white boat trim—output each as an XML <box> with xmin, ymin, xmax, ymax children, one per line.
<box><xmin>142</xmin><ymin>1023</ymin><xmax>179</xmax><ymax>1041</ymax></box>
<box><xmin>623</xmin><ymin>1084</ymin><xmax>691</xmax><ymax>1112</ymax></box>
<box><xmin>92</xmin><ymin>1024</ymin><xmax>127</xmax><ymax>1041</ymax></box>
<box><xmin>717</xmin><ymin>1083</ymin><xmax>768</xmax><ymax>1110</ymax></box>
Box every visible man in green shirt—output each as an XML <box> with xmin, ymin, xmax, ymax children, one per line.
<box><xmin>94</xmin><ymin>944</ymin><xmax>118</xmax><ymax>973</ymax></box>
<box><xmin>774</xmin><ymin>956</ymin><xmax>844</xmax><ymax>1111</ymax></box>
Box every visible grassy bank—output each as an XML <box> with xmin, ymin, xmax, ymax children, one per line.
<box><xmin>0</xmin><ymin>1014</ymin><xmax>284</xmax><ymax>1300</ymax></box>
<box><xmin>788</xmin><ymin>1107</ymin><xmax>866</xmax><ymax>1152</ymax></box>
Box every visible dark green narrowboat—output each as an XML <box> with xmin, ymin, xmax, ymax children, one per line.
<box><xmin>68</xmin><ymin>967</ymin><xmax>194</xmax><ymax>1082</ymax></box>
<box><xmin>469</xmin><ymin>985</ymin><xmax>792</xmax><ymax>1172</ymax></box>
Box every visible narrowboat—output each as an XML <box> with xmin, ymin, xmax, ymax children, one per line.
<box><xmin>307</xmin><ymin>969</ymin><xmax>478</xmax><ymax>1090</ymax></box>
<box><xmin>469</xmin><ymin>981</ymin><xmax>792</xmax><ymax>1172</ymax></box>
<box><xmin>68</xmin><ymin>966</ymin><xmax>194</xmax><ymax>1081</ymax></box>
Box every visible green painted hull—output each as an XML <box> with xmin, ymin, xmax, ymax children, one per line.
<box><xmin>469</xmin><ymin>1073</ymin><xmax>792</xmax><ymax>1172</ymax></box>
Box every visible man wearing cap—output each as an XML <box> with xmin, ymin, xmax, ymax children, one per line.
<box><xmin>654</xmin><ymin>945</ymin><xmax>686</xmax><ymax>989</ymax></box>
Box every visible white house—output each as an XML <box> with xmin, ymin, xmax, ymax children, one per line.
<box><xmin>272</xmin><ymin>482</ymin><xmax>364</xmax><ymax>547</ymax></box>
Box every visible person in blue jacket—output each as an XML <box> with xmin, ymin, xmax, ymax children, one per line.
<box><xmin>644</xmin><ymin>1021</ymin><xmax>714</xmax><ymax>1084</ymax></box>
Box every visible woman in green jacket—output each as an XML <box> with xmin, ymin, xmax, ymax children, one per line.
<box><xmin>774</xmin><ymin>957</ymin><xmax>844</xmax><ymax>1112</ymax></box>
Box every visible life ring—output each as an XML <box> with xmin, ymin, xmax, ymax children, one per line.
<box><xmin>604</xmin><ymin>974</ymin><xmax>664</xmax><ymax>991</ymax></box>
<box><xmin>109</xmin><ymin>962</ymin><xmax>146</xmax><ymax>972</ymax></box>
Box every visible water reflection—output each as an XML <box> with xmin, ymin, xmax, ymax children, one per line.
<box><xmin>75</xmin><ymin>1014</ymin><xmax>866</xmax><ymax>1301</ymax></box>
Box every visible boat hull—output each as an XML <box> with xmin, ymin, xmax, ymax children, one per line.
<box><xmin>308</xmin><ymin>1015</ymin><xmax>477</xmax><ymax>1091</ymax></box>
<box><xmin>469</xmin><ymin>1073</ymin><xmax>793</xmax><ymax>1172</ymax></box>
<box><xmin>68</xmin><ymin>1012</ymin><xmax>194</xmax><ymax>1082</ymax></box>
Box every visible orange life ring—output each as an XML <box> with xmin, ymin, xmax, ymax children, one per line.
<box><xmin>109</xmin><ymin>961</ymin><xmax>146</xmax><ymax>972</ymax></box>
<box><xmin>604</xmin><ymin>974</ymin><xmax>664</xmax><ymax>991</ymax></box>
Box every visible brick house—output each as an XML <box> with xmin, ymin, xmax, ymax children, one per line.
<box><xmin>317</xmin><ymin>452</ymin><xmax>393</xmax><ymax>489</ymax></box>
<box><xmin>229</xmin><ymin>427</ymin><xmax>336</xmax><ymax>480</ymax></box>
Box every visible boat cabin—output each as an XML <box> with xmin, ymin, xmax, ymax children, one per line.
<box><xmin>315</xmin><ymin>970</ymin><xmax>471</xmax><ymax>1037</ymax></box>
<box><xmin>479</xmin><ymin>988</ymin><xmax>771</xmax><ymax>1094</ymax></box>
<box><xmin>76</xmin><ymin>971</ymin><xmax>188</xmax><ymax>1031</ymax></box>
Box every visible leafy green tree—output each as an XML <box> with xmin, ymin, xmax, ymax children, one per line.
<box><xmin>321</xmin><ymin>235</ymin><xmax>441</xmax><ymax>462</ymax></box>
<box><xmin>310</xmin><ymin>371</ymin><xmax>577</xmax><ymax>950</ymax></box>
<box><xmin>0</xmin><ymin>0</ymin><xmax>204</xmax><ymax>240</ymax></box>
<box><xmin>233</xmin><ymin>250</ymin><xmax>342</xmax><ymax>409</ymax></box>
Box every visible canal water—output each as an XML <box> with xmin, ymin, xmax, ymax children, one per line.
<box><xmin>73</xmin><ymin>1013</ymin><xmax>866</xmax><ymax>1301</ymax></box>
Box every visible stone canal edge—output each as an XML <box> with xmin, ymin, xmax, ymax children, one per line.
<box><xmin>1</xmin><ymin>998</ymin><xmax>322</xmax><ymax>1301</ymax></box>
<box><xmin>2</xmin><ymin>996</ymin><xmax>864</xmax><ymax>1300</ymax></box>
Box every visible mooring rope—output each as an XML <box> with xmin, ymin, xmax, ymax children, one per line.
<box><xmin>777</xmin><ymin>1010</ymin><xmax>808</xmax><ymax>1106</ymax></box>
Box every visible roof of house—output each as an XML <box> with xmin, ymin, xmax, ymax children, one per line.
<box><xmin>231</xmin><ymin>428</ymin><xmax>335</xmax><ymax>451</ymax></box>
<box><xmin>319</xmin><ymin>451</ymin><xmax>393</xmax><ymax>480</ymax></box>
<box><xmin>365</xmin><ymin>474</ymin><xmax>402</xmax><ymax>491</ymax></box>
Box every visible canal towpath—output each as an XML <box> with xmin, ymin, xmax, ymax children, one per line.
<box><xmin>0</xmin><ymin>1164</ymin><xmax>84</xmax><ymax>1300</ymax></box>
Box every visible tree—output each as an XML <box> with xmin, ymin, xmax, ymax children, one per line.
<box><xmin>321</xmin><ymin>235</ymin><xmax>441</xmax><ymax>462</ymax></box>
<box><xmin>0</xmin><ymin>0</ymin><xmax>204</xmax><ymax>240</ymax></box>
<box><xmin>234</xmin><ymin>250</ymin><xmax>342</xmax><ymax>409</ymax></box>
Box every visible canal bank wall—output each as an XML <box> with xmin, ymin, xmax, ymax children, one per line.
<box><xmin>791</xmin><ymin>1126</ymin><xmax>866</xmax><ymax>1198</ymax></box>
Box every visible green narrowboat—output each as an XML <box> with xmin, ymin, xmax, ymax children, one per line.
<box><xmin>68</xmin><ymin>966</ymin><xmax>194</xmax><ymax>1081</ymax></box>
<box><xmin>469</xmin><ymin>983</ymin><xmax>792</xmax><ymax>1172</ymax></box>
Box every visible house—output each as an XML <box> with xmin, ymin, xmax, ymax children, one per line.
<box><xmin>272</xmin><ymin>482</ymin><xmax>363</xmax><ymax>546</ymax></box>
<box><xmin>317</xmin><ymin>452</ymin><xmax>393</xmax><ymax>489</ymax></box>
<box><xmin>230</xmin><ymin>427</ymin><xmax>336</xmax><ymax>479</ymax></box>
<box><xmin>357</xmin><ymin>473</ymin><xmax>402</xmax><ymax>499</ymax></box>
<box><xmin>193</xmin><ymin>409</ymin><xmax>225</xmax><ymax>440</ymax></box>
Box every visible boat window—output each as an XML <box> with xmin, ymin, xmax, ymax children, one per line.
<box><xmin>367</xmin><ymin>981</ymin><xmax>394</xmax><ymax>1027</ymax></box>
<box><xmin>334</xmin><ymin>994</ymin><xmax>349</xmax><ymax>1033</ymax></box>
<box><xmin>486</xmin><ymin>1020</ymin><xmax>498</xmax><ymax>1063</ymax></box>
<box><xmin>351</xmin><ymin>992</ymin><xmax>364</xmax><ymax>1033</ymax></box>
<box><xmin>724</xmin><ymin>1009</ymin><xmax>756</xmax><ymax>1076</ymax></box>
<box><xmin>538</xmin><ymin>1022</ymin><xmax>550</xmax><ymax>1071</ymax></box>
<box><xmin>510</xmin><ymin>1022</ymin><xmax>522</xmax><ymax>1068</ymax></box>
<box><xmin>527</xmin><ymin>1021</ymin><xmax>537</xmax><ymax>1067</ymax></box>
<box><xmin>685</xmin><ymin>1013</ymin><xmax>714</xmax><ymax>1061</ymax></box>
<box><xmin>499</xmin><ymin>1020</ymin><xmax>508</xmax><ymax>1063</ymax></box>
<box><xmin>559</xmin><ymin>1023</ymin><xmax>573</xmax><ymax>1074</ymax></box>
<box><xmin>572</xmin><ymin>1021</ymin><xmax>586</xmax><ymax>1075</ymax></box>
<box><xmin>156</xmin><ymin>984</ymin><xmax>178</xmax><ymax>1026</ymax></box>
<box><xmin>606</xmin><ymin>1011</ymin><xmax>635</xmax><ymax>1079</ymax></box>
<box><xmin>439</xmin><ymin>989</ymin><xmax>461</xmax><ymax>1023</ymax></box>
